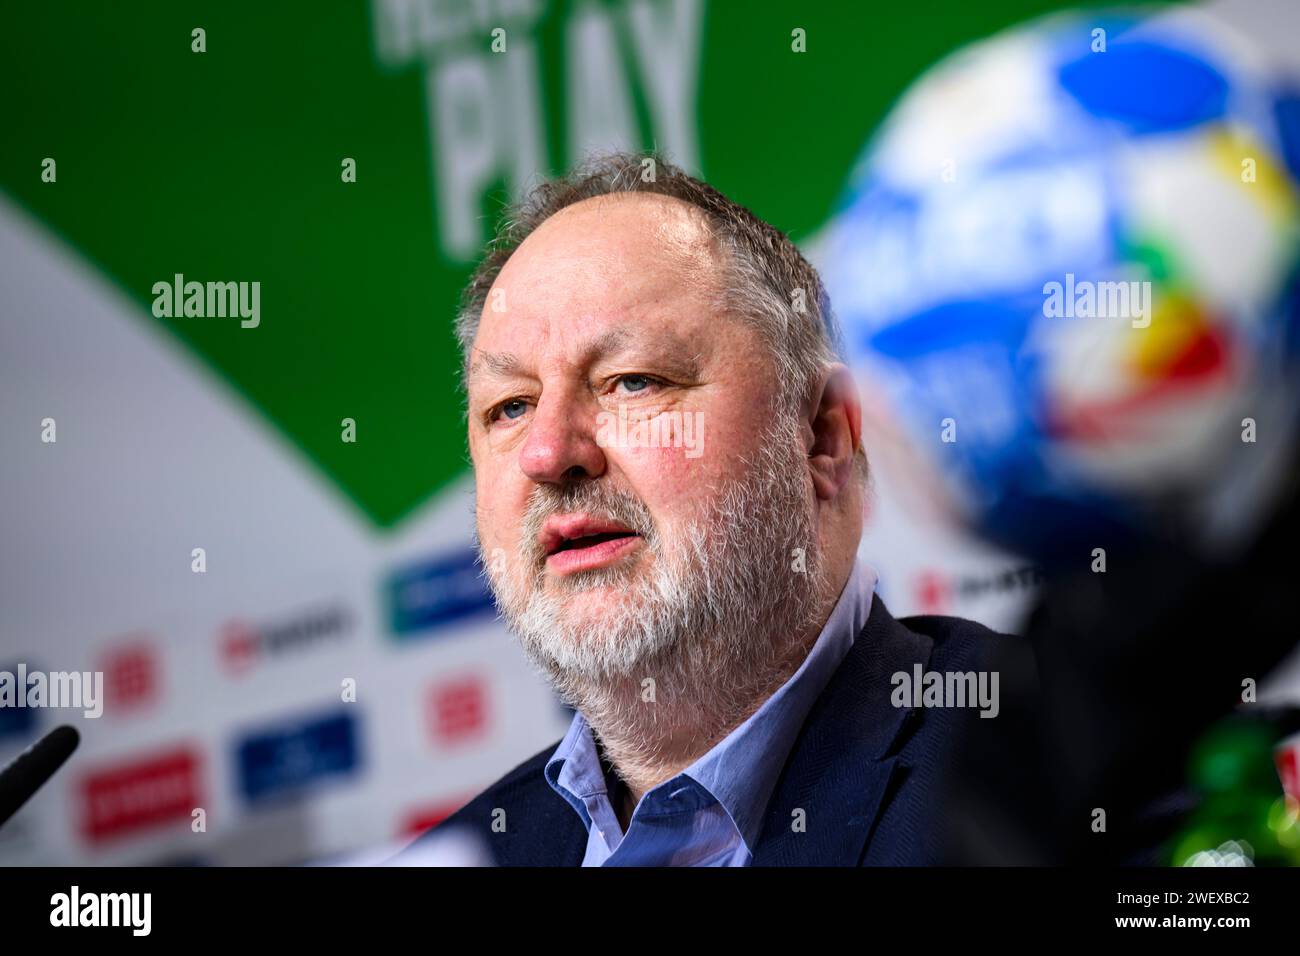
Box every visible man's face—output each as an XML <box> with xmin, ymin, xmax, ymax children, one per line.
<box><xmin>466</xmin><ymin>193</ymin><xmax>818</xmax><ymax>685</ymax></box>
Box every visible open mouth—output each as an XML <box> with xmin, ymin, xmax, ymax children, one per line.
<box><xmin>540</xmin><ymin>516</ymin><xmax>644</xmax><ymax>575</ymax></box>
<box><xmin>549</xmin><ymin>530</ymin><xmax>640</xmax><ymax>555</ymax></box>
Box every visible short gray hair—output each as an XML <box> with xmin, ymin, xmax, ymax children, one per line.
<box><xmin>456</xmin><ymin>151</ymin><xmax>867</xmax><ymax>482</ymax></box>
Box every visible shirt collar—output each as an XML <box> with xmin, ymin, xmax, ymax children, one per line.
<box><xmin>545</xmin><ymin>559</ymin><xmax>878</xmax><ymax>854</ymax></box>
<box><xmin>680</xmin><ymin>559</ymin><xmax>876</xmax><ymax>851</ymax></box>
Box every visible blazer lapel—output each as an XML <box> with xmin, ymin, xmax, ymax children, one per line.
<box><xmin>492</xmin><ymin>783</ymin><xmax>589</xmax><ymax>866</ymax></box>
<box><xmin>751</xmin><ymin>595</ymin><xmax>934</xmax><ymax>866</ymax></box>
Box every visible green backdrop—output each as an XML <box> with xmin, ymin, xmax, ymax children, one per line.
<box><xmin>0</xmin><ymin>0</ymin><xmax>1175</xmax><ymax>528</ymax></box>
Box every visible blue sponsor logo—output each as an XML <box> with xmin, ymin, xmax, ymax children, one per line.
<box><xmin>385</xmin><ymin>548</ymin><xmax>497</xmax><ymax>637</ymax></box>
<box><xmin>235</xmin><ymin>710</ymin><xmax>360</xmax><ymax>805</ymax></box>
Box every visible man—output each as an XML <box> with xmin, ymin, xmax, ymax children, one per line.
<box><xmin>409</xmin><ymin>152</ymin><xmax>1009</xmax><ymax>866</ymax></box>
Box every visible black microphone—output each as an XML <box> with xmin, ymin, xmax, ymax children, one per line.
<box><xmin>0</xmin><ymin>725</ymin><xmax>80</xmax><ymax>830</ymax></box>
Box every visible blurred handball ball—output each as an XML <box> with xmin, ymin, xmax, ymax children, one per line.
<box><xmin>827</xmin><ymin>8</ymin><xmax>1300</xmax><ymax>562</ymax></box>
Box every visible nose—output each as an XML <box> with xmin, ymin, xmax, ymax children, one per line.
<box><xmin>518</xmin><ymin>389</ymin><xmax>607</xmax><ymax>485</ymax></box>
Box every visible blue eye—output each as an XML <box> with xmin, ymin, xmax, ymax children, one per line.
<box><xmin>618</xmin><ymin>375</ymin><xmax>651</xmax><ymax>393</ymax></box>
<box><xmin>499</xmin><ymin>399</ymin><xmax>528</xmax><ymax>420</ymax></box>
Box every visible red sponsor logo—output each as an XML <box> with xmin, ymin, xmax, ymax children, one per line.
<box><xmin>219</xmin><ymin>620</ymin><xmax>260</xmax><ymax>675</ymax></box>
<box><xmin>400</xmin><ymin>796</ymin><xmax>474</xmax><ymax>838</ymax></box>
<box><xmin>427</xmin><ymin>677</ymin><xmax>488</xmax><ymax>745</ymax></box>
<box><xmin>915</xmin><ymin>570</ymin><xmax>951</xmax><ymax>613</ymax></box>
<box><xmin>80</xmin><ymin>747</ymin><xmax>202</xmax><ymax>843</ymax></box>
<box><xmin>100</xmin><ymin>639</ymin><xmax>158</xmax><ymax>713</ymax></box>
<box><xmin>217</xmin><ymin>605</ymin><xmax>352</xmax><ymax>676</ymax></box>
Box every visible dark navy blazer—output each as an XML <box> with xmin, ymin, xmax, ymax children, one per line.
<box><xmin>411</xmin><ymin>595</ymin><xmax>1010</xmax><ymax>866</ymax></box>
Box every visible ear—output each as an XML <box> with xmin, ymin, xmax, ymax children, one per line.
<box><xmin>806</xmin><ymin>364</ymin><xmax>863</xmax><ymax>502</ymax></box>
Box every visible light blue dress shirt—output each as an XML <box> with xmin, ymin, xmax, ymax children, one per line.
<box><xmin>543</xmin><ymin>560</ymin><xmax>878</xmax><ymax>866</ymax></box>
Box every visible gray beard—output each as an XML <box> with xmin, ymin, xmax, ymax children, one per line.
<box><xmin>479</xmin><ymin>414</ymin><xmax>830</xmax><ymax>776</ymax></box>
